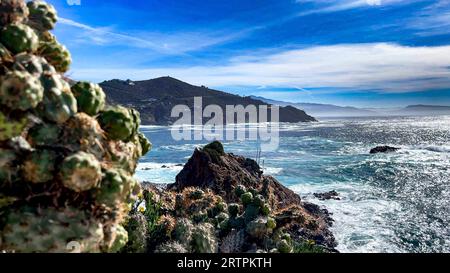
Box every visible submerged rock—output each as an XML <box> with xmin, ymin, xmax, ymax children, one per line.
<box><xmin>370</xmin><ymin>146</ymin><xmax>400</xmax><ymax>154</ymax></box>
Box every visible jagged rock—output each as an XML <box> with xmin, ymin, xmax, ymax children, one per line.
<box><xmin>162</xmin><ymin>142</ymin><xmax>337</xmax><ymax>251</ymax></box>
<box><xmin>169</xmin><ymin>147</ymin><xmax>301</xmax><ymax>210</ymax></box>
<box><xmin>370</xmin><ymin>146</ymin><xmax>400</xmax><ymax>154</ymax></box>
<box><xmin>314</xmin><ymin>190</ymin><xmax>341</xmax><ymax>201</ymax></box>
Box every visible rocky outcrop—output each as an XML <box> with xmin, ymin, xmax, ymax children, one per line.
<box><xmin>314</xmin><ymin>190</ymin><xmax>341</xmax><ymax>201</ymax></box>
<box><xmin>169</xmin><ymin>141</ymin><xmax>302</xmax><ymax>210</ymax></box>
<box><xmin>370</xmin><ymin>146</ymin><xmax>400</xmax><ymax>154</ymax></box>
<box><xmin>144</xmin><ymin>142</ymin><xmax>336</xmax><ymax>252</ymax></box>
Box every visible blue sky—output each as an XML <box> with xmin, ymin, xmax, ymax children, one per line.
<box><xmin>46</xmin><ymin>0</ymin><xmax>450</xmax><ymax>107</ymax></box>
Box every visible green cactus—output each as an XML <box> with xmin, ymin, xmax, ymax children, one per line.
<box><xmin>137</xmin><ymin>132</ymin><xmax>152</xmax><ymax>156</ymax></box>
<box><xmin>191</xmin><ymin>223</ymin><xmax>217</xmax><ymax>253</ymax></box>
<box><xmin>26</xmin><ymin>0</ymin><xmax>57</xmax><ymax>31</ymax></box>
<box><xmin>61</xmin><ymin>113</ymin><xmax>105</xmax><ymax>159</ymax></box>
<box><xmin>245</xmin><ymin>217</ymin><xmax>274</xmax><ymax>239</ymax></box>
<box><xmin>244</xmin><ymin>203</ymin><xmax>260</xmax><ymax>224</ymax></box>
<box><xmin>0</xmin><ymin>23</ymin><xmax>39</xmax><ymax>54</ymax></box>
<box><xmin>27</xmin><ymin>122</ymin><xmax>60</xmax><ymax>146</ymax></box>
<box><xmin>13</xmin><ymin>53</ymin><xmax>54</xmax><ymax>75</ymax></box>
<box><xmin>0</xmin><ymin>0</ymin><xmax>149</xmax><ymax>254</ymax></box>
<box><xmin>234</xmin><ymin>184</ymin><xmax>247</xmax><ymax>197</ymax></box>
<box><xmin>0</xmin><ymin>112</ymin><xmax>27</xmax><ymax>141</ymax></box>
<box><xmin>173</xmin><ymin>218</ymin><xmax>194</xmax><ymax>244</ymax></box>
<box><xmin>60</xmin><ymin>151</ymin><xmax>102</xmax><ymax>192</ymax></box>
<box><xmin>240</xmin><ymin>192</ymin><xmax>253</xmax><ymax>206</ymax></box>
<box><xmin>261</xmin><ymin>203</ymin><xmax>271</xmax><ymax>216</ymax></box>
<box><xmin>95</xmin><ymin>169</ymin><xmax>133</xmax><ymax>207</ymax></box>
<box><xmin>189</xmin><ymin>188</ymin><xmax>205</xmax><ymax>200</ymax></box>
<box><xmin>22</xmin><ymin>149</ymin><xmax>57</xmax><ymax>183</ymax></box>
<box><xmin>71</xmin><ymin>81</ymin><xmax>106</xmax><ymax>116</ymax></box>
<box><xmin>0</xmin><ymin>70</ymin><xmax>43</xmax><ymax>111</ymax></box>
<box><xmin>155</xmin><ymin>241</ymin><xmax>188</xmax><ymax>253</ymax></box>
<box><xmin>0</xmin><ymin>0</ymin><xmax>29</xmax><ymax>25</ymax></box>
<box><xmin>0</xmin><ymin>206</ymin><xmax>104</xmax><ymax>253</ymax></box>
<box><xmin>105</xmin><ymin>224</ymin><xmax>128</xmax><ymax>253</ymax></box>
<box><xmin>38</xmin><ymin>38</ymin><xmax>71</xmax><ymax>73</ymax></box>
<box><xmin>253</xmin><ymin>194</ymin><xmax>266</xmax><ymax>208</ymax></box>
<box><xmin>0</xmin><ymin>42</ymin><xmax>13</xmax><ymax>63</ymax></box>
<box><xmin>123</xmin><ymin>212</ymin><xmax>148</xmax><ymax>253</ymax></box>
<box><xmin>0</xmin><ymin>148</ymin><xmax>17</xmax><ymax>183</ymax></box>
<box><xmin>277</xmin><ymin>239</ymin><xmax>293</xmax><ymax>253</ymax></box>
<box><xmin>98</xmin><ymin>106</ymin><xmax>137</xmax><ymax>141</ymax></box>
<box><xmin>228</xmin><ymin>203</ymin><xmax>240</xmax><ymax>217</ymax></box>
<box><xmin>39</xmin><ymin>73</ymin><xmax>77</xmax><ymax>124</ymax></box>
<box><xmin>215</xmin><ymin>212</ymin><xmax>229</xmax><ymax>224</ymax></box>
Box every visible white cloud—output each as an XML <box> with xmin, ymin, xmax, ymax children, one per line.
<box><xmin>70</xmin><ymin>43</ymin><xmax>450</xmax><ymax>93</ymax></box>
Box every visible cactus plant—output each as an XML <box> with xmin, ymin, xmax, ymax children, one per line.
<box><xmin>173</xmin><ymin>218</ymin><xmax>194</xmax><ymax>243</ymax></box>
<box><xmin>61</xmin><ymin>113</ymin><xmax>106</xmax><ymax>159</ymax></box>
<box><xmin>0</xmin><ymin>70</ymin><xmax>43</xmax><ymax>111</ymax></box>
<box><xmin>98</xmin><ymin>106</ymin><xmax>137</xmax><ymax>141</ymax></box>
<box><xmin>191</xmin><ymin>223</ymin><xmax>217</xmax><ymax>253</ymax></box>
<box><xmin>137</xmin><ymin>132</ymin><xmax>151</xmax><ymax>156</ymax></box>
<box><xmin>26</xmin><ymin>122</ymin><xmax>60</xmax><ymax>146</ymax></box>
<box><xmin>240</xmin><ymin>192</ymin><xmax>253</xmax><ymax>206</ymax></box>
<box><xmin>71</xmin><ymin>82</ymin><xmax>106</xmax><ymax>116</ymax></box>
<box><xmin>60</xmin><ymin>151</ymin><xmax>102</xmax><ymax>192</ymax></box>
<box><xmin>39</xmin><ymin>73</ymin><xmax>77</xmax><ymax>124</ymax></box>
<box><xmin>104</xmin><ymin>224</ymin><xmax>128</xmax><ymax>253</ymax></box>
<box><xmin>38</xmin><ymin>38</ymin><xmax>71</xmax><ymax>73</ymax></box>
<box><xmin>0</xmin><ymin>23</ymin><xmax>39</xmax><ymax>54</ymax></box>
<box><xmin>155</xmin><ymin>241</ymin><xmax>188</xmax><ymax>253</ymax></box>
<box><xmin>0</xmin><ymin>207</ymin><xmax>104</xmax><ymax>253</ymax></box>
<box><xmin>0</xmin><ymin>148</ymin><xmax>17</xmax><ymax>183</ymax></box>
<box><xmin>22</xmin><ymin>149</ymin><xmax>57</xmax><ymax>183</ymax></box>
<box><xmin>26</xmin><ymin>0</ymin><xmax>57</xmax><ymax>31</ymax></box>
<box><xmin>0</xmin><ymin>0</ymin><xmax>29</xmax><ymax>25</ymax></box>
<box><xmin>13</xmin><ymin>53</ymin><xmax>54</xmax><ymax>75</ymax></box>
<box><xmin>0</xmin><ymin>0</ymin><xmax>149</xmax><ymax>253</ymax></box>
<box><xmin>95</xmin><ymin>169</ymin><xmax>128</xmax><ymax>207</ymax></box>
<box><xmin>0</xmin><ymin>112</ymin><xmax>27</xmax><ymax>141</ymax></box>
<box><xmin>245</xmin><ymin>217</ymin><xmax>274</xmax><ymax>239</ymax></box>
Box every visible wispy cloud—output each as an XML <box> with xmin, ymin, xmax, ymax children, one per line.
<box><xmin>71</xmin><ymin>43</ymin><xmax>450</xmax><ymax>93</ymax></box>
<box><xmin>58</xmin><ymin>17</ymin><xmax>251</xmax><ymax>55</ymax></box>
<box><xmin>295</xmin><ymin>0</ymin><xmax>416</xmax><ymax>15</ymax></box>
<box><xmin>407</xmin><ymin>0</ymin><xmax>450</xmax><ymax>36</ymax></box>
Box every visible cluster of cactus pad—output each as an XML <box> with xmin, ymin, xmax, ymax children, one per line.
<box><xmin>128</xmin><ymin>181</ymin><xmax>303</xmax><ymax>253</ymax></box>
<box><xmin>0</xmin><ymin>0</ymin><xmax>151</xmax><ymax>253</ymax></box>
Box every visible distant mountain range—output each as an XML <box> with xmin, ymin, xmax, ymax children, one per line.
<box><xmin>250</xmin><ymin>96</ymin><xmax>377</xmax><ymax>117</ymax></box>
<box><xmin>100</xmin><ymin>77</ymin><xmax>317</xmax><ymax>125</ymax></box>
<box><xmin>251</xmin><ymin>96</ymin><xmax>450</xmax><ymax>118</ymax></box>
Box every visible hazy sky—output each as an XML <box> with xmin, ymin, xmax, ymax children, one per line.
<box><xmin>48</xmin><ymin>0</ymin><xmax>450</xmax><ymax>107</ymax></box>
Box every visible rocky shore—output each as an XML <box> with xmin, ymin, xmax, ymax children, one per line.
<box><xmin>124</xmin><ymin>141</ymin><xmax>337</xmax><ymax>253</ymax></box>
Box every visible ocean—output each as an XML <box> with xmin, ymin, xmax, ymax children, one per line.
<box><xmin>135</xmin><ymin>115</ymin><xmax>450</xmax><ymax>253</ymax></box>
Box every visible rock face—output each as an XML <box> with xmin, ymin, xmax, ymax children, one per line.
<box><xmin>169</xmin><ymin>142</ymin><xmax>301</xmax><ymax>210</ymax></box>
<box><xmin>370</xmin><ymin>146</ymin><xmax>400</xmax><ymax>154</ymax></box>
